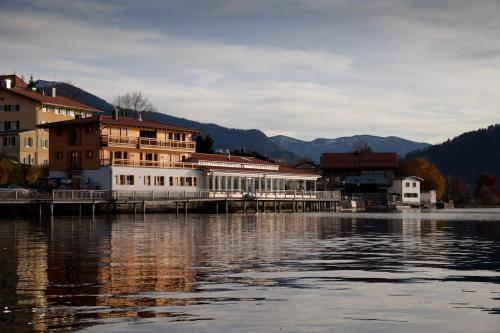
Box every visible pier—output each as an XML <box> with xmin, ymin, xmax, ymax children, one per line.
<box><xmin>0</xmin><ymin>189</ymin><xmax>341</xmax><ymax>218</ymax></box>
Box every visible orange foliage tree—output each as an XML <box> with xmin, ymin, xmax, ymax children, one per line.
<box><xmin>401</xmin><ymin>157</ymin><xmax>446</xmax><ymax>200</ymax></box>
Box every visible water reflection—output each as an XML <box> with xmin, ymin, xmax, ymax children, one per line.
<box><xmin>0</xmin><ymin>211</ymin><xmax>499</xmax><ymax>333</ymax></box>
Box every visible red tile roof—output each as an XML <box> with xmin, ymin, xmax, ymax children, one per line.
<box><xmin>191</xmin><ymin>153</ymin><xmax>275</xmax><ymax>165</ymax></box>
<box><xmin>192</xmin><ymin>153</ymin><xmax>320</xmax><ymax>176</ymax></box>
<box><xmin>3</xmin><ymin>87</ymin><xmax>100</xmax><ymax>112</ymax></box>
<box><xmin>38</xmin><ymin>115</ymin><xmax>200</xmax><ymax>133</ymax></box>
<box><xmin>320</xmin><ymin>152</ymin><xmax>398</xmax><ymax>170</ymax></box>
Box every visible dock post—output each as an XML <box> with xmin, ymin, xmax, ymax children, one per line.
<box><xmin>243</xmin><ymin>201</ymin><xmax>246</xmax><ymax>214</ymax></box>
<box><xmin>225</xmin><ymin>199</ymin><xmax>229</xmax><ymax>214</ymax></box>
<box><xmin>142</xmin><ymin>201</ymin><xmax>146</xmax><ymax>215</ymax></box>
<box><xmin>79</xmin><ymin>204</ymin><xmax>82</xmax><ymax>217</ymax></box>
<box><xmin>274</xmin><ymin>200</ymin><xmax>277</xmax><ymax>213</ymax></box>
<box><xmin>185</xmin><ymin>201</ymin><xmax>188</xmax><ymax>215</ymax></box>
<box><xmin>303</xmin><ymin>201</ymin><xmax>305</xmax><ymax>212</ymax></box>
<box><xmin>38</xmin><ymin>203</ymin><xmax>42</xmax><ymax>220</ymax></box>
<box><xmin>216</xmin><ymin>202</ymin><xmax>219</xmax><ymax>214</ymax></box>
<box><xmin>50</xmin><ymin>203</ymin><xmax>54</xmax><ymax>217</ymax></box>
<box><xmin>176</xmin><ymin>202</ymin><xmax>179</xmax><ymax>215</ymax></box>
<box><xmin>92</xmin><ymin>202</ymin><xmax>95</xmax><ymax>219</ymax></box>
<box><xmin>134</xmin><ymin>203</ymin><xmax>137</xmax><ymax>215</ymax></box>
<box><xmin>256</xmin><ymin>200</ymin><xmax>259</xmax><ymax>214</ymax></box>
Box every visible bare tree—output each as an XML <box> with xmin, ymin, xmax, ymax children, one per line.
<box><xmin>113</xmin><ymin>91</ymin><xmax>157</xmax><ymax>119</ymax></box>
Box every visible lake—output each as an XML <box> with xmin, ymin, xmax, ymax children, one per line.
<box><xmin>1</xmin><ymin>209</ymin><xmax>499</xmax><ymax>333</ymax></box>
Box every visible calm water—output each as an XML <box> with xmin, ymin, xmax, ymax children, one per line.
<box><xmin>1</xmin><ymin>209</ymin><xmax>500</xmax><ymax>333</ymax></box>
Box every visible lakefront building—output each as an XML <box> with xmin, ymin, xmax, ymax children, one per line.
<box><xmin>39</xmin><ymin>113</ymin><xmax>320</xmax><ymax>193</ymax></box>
<box><xmin>0</xmin><ymin>74</ymin><xmax>101</xmax><ymax>165</ymax></box>
<box><xmin>388</xmin><ymin>176</ymin><xmax>423</xmax><ymax>205</ymax></box>
<box><xmin>39</xmin><ymin>113</ymin><xmax>201</xmax><ymax>190</ymax></box>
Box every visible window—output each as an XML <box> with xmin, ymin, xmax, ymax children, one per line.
<box><xmin>24</xmin><ymin>137</ymin><xmax>33</xmax><ymax>147</ymax></box>
<box><xmin>56</xmin><ymin>152</ymin><xmax>64</xmax><ymax>159</ymax></box>
<box><xmin>86</xmin><ymin>150</ymin><xmax>93</xmax><ymax>158</ymax></box>
<box><xmin>186</xmin><ymin>177</ymin><xmax>193</xmax><ymax>187</ymax></box>
<box><xmin>144</xmin><ymin>176</ymin><xmax>151</xmax><ymax>186</ymax></box>
<box><xmin>43</xmin><ymin>160</ymin><xmax>48</xmax><ymax>166</ymax></box>
<box><xmin>169</xmin><ymin>176</ymin><xmax>174</xmax><ymax>186</ymax></box>
<box><xmin>86</xmin><ymin>125</ymin><xmax>94</xmax><ymax>134</ymax></box>
<box><xmin>126</xmin><ymin>175</ymin><xmax>134</xmax><ymax>185</ymax></box>
<box><xmin>405</xmin><ymin>182</ymin><xmax>410</xmax><ymax>187</ymax></box>
<box><xmin>404</xmin><ymin>193</ymin><xmax>418</xmax><ymax>198</ymax></box>
<box><xmin>154</xmin><ymin>176</ymin><xmax>165</xmax><ymax>186</ymax></box>
<box><xmin>40</xmin><ymin>139</ymin><xmax>48</xmax><ymax>149</ymax></box>
<box><xmin>3</xmin><ymin>136</ymin><xmax>16</xmax><ymax>146</ymax></box>
<box><xmin>193</xmin><ymin>177</ymin><xmax>198</xmax><ymax>187</ymax></box>
<box><xmin>23</xmin><ymin>155</ymin><xmax>33</xmax><ymax>165</ymax></box>
<box><xmin>54</xmin><ymin>108</ymin><xmax>60</xmax><ymax>115</ymax></box>
<box><xmin>114</xmin><ymin>151</ymin><xmax>122</xmax><ymax>159</ymax></box>
<box><xmin>180</xmin><ymin>177</ymin><xmax>185</xmax><ymax>186</ymax></box>
<box><xmin>412</xmin><ymin>182</ymin><xmax>417</xmax><ymax>187</ymax></box>
<box><xmin>42</xmin><ymin>105</ymin><xmax>48</xmax><ymax>112</ymax></box>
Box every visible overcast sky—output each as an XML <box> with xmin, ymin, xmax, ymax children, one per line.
<box><xmin>1</xmin><ymin>0</ymin><xmax>499</xmax><ymax>143</ymax></box>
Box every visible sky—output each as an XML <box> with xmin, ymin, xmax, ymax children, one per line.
<box><xmin>1</xmin><ymin>0</ymin><xmax>499</xmax><ymax>144</ymax></box>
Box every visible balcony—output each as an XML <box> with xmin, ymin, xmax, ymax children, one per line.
<box><xmin>101</xmin><ymin>158</ymin><xmax>197</xmax><ymax>169</ymax></box>
<box><xmin>101</xmin><ymin>135</ymin><xmax>195</xmax><ymax>151</ymax></box>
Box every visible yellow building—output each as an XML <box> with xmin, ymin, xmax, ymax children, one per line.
<box><xmin>0</xmin><ymin>74</ymin><xmax>100</xmax><ymax>166</ymax></box>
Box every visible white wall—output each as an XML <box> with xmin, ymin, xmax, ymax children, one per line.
<box><xmin>421</xmin><ymin>190</ymin><xmax>436</xmax><ymax>204</ymax></box>
<box><xmin>388</xmin><ymin>177</ymin><xmax>421</xmax><ymax>204</ymax></box>
<box><xmin>110</xmin><ymin>166</ymin><xmax>204</xmax><ymax>191</ymax></box>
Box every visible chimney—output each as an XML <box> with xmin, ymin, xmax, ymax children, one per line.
<box><xmin>51</xmin><ymin>86</ymin><xmax>56</xmax><ymax>97</ymax></box>
<box><xmin>2</xmin><ymin>79</ymin><xmax>12</xmax><ymax>89</ymax></box>
<box><xmin>226</xmin><ymin>149</ymin><xmax>231</xmax><ymax>160</ymax></box>
<box><xmin>112</xmin><ymin>107</ymin><xmax>119</xmax><ymax>120</ymax></box>
<box><xmin>138</xmin><ymin>112</ymin><xmax>143</xmax><ymax>122</ymax></box>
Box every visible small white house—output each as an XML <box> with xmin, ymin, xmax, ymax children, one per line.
<box><xmin>388</xmin><ymin>176</ymin><xmax>423</xmax><ymax>205</ymax></box>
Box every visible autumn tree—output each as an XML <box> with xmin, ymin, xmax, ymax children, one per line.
<box><xmin>401</xmin><ymin>157</ymin><xmax>446</xmax><ymax>200</ymax></box>
<box><xmin>475</xmin><ymin>174</ymin><xmax>499</xmax><ymax>205</ymax></box>
<box><xmin>114</xmin><ymin>91</ymin><xmax>157</xmax><ymax>119</ymax></box>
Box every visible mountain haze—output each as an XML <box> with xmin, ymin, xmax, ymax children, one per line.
<box><xmin>271</xmin><ymin>135</ymin><xmax>430</xmax><ymax>161</ymax></box>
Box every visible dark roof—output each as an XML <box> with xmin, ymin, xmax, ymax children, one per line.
<box><xmin>2</xmin><ymin>87</ymin><xmax>100</xmax><ymax>112</ymax></box>
<box><xmin>38</xmin><ymin>115</ymin><xmax>200</xmax><ymax>133</ymax></box>
<box><xmin>192</xmin><ymin>153</ymin><xmax>319</xmax><ymax>176</ymax></box>
<box><xmin>191</xmin><ymin>153</ymin><xmax>275</xmax><ymax>165</ymax></box>
<box><xmin>320</xmin><ymin>152</ymin><xmax>398</xmax><ymax>170</ymax></box>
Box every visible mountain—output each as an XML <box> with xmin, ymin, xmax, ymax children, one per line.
<box><xmin>35</xmin><ymin>80</ymin><xmax>301</xmax><ymax>162</ymax></box>
<box><xmin>271</xmin><ymin>134</ymin><xmax>430</xmax><ymax>161</ymax></box>
<box><xmin>406</xmin><ymin>124</ymin><xmax>500</xmax><ymax>185</ymax></box>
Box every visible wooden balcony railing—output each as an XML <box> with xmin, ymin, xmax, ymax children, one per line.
<box><xmin>101</xmin><ymin>159</ymin><xmax>197</xmax><ymax>169</ymax></box>
<box><xmin>101</xmin><ymin>135</ymin><xmax>195</xmax><ymax>150</ymax></box>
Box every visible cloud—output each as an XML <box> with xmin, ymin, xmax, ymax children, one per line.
<box><xmin>1</xmin><ymin>1</ymin><xmax>499</xmax><ymax>144</ymax></box>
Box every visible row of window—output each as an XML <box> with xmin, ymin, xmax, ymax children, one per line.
<box><xmin>0</xmin><ymin>104</ymin><xmax>20</xmax><ymax>112</ymax></box>
<box><xmin>42</xmin><ymin>105</ymin><xmax>92</xmax><ymax>118</ymax></box>
<box><xmin>115</xmin><ymin>175</ymin><xmax>198</xmax><ymax>187</ymax></box>
<box><xmin>405</xmin><ymin>182</ymin><xmax>418</xmax><ymax>187</ymax></box>
<box><xmin>0</xmin><ymin>120</ymin><xmax>20</xmax><ymax>131</ymax></box>
<box><xmin>404</xmin><ymin>193</ymin><xmax>419</xmax><ymax>198</ymax></box>
<box><xmin>2</xmin><ymin>136</ymin><xmax>49</xmax><ymax>148</ymax></box>
<box><xmin>55</xmin><ymin>151</ymin><xmax>94</xmax><ymax>159</ymax></box>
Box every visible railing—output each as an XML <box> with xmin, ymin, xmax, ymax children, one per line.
<box><xmin>100</xmin><ymin>159</ymin><xmax>197</xmax><ymax>169</ymax></box>
<box><xmin>101</xmin><ymin>135</ymin><xmax>195</xmax><ymax>150</ymax></box>
<box><xmin>0</xmin><ymin>190</ymin><xmax>341</xmax><ymax>202</ymax></box>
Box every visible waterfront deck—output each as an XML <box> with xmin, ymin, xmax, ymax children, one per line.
<box><xmin>0</xmin><ymin>189</ymin><xmax>341</xmax><ymax>217</ymax></box>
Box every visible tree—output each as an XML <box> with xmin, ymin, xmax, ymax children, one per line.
<box><xmin>351</xmin><ymin>141</ymin><xmax>373</xmax><ymax>154</ymax></box>
<box><xmin>475</xmin><ymin>174</ymin><xmax>499</xmax><ymax>204</ymax></box>
<box><xmin>114</xmin><ymin>91</ymin><xmax>157</xmax><ymax>119</ymax></box>
<box><xmin>195</xmin><ymin>135</ymin><xmax>215</xmax><ymax>153</ymax></box>
<box><xmin>401</xmin><ymin>157</ymin><xmax>446</xmax><ymax>200</ymax></box>
<box><xmin>446</xmin><ymin>176</ymin><xmax>472</xmax><ymax>205</ymax></box>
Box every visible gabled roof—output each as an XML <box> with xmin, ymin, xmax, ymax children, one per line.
<box><xmin>320</xmin><ymin>152</ymin><xmax>398</xmax><ymax>170</ymax></box>
<box><xmin>191</xmin><ymin>153</ymin><xmax>275</xmax><ymax>165</ymax></box>
<box><xmin>1</xmin><ymin>87</ymin><xmax>100</xmax><ymax>112</ymax></box>
<box><xmin>38</xmin><ymin>115</ymin><xmax>200</xmax><ymax>133</ymax></box>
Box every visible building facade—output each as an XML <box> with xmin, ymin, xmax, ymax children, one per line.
<box><xmin>0</xmin><ymin>75</ymin><xmax>100</xmax><ymax>165</ymax></box>
<box><xmin>40</xmin><ymin>114</ymin><xmax>201</xmax><ymax>190</ymax></box>
<box><xmin>388</xmin><ymin>176</ymin><xmax>422</xmax><ymax>205</ymax></box>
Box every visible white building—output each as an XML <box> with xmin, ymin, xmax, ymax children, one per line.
<box><xmin>388</xmin><ymin>176</ymin><xmax>423</xmax><ymax>205</ymax></box>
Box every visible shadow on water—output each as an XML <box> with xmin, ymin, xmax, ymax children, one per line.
<box><xmin>0</xmin><ymin>211</ymin><xmax>499</xmax><ymax>333</ymax></box>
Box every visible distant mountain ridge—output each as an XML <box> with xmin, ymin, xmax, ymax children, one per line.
<box><xmin>407</xmin><ymin>124</ymin><xmax>500</xmax><ymax>185</ymax></box>
<box><xmin>271</xmin><ymin>134</ymin><xmax>430</xmax><ymax>161</ymax></box>
<box><xmin>35</xmin><ymin>80</ymin><xmax>301</xmax><ymax>162</ymax></box>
